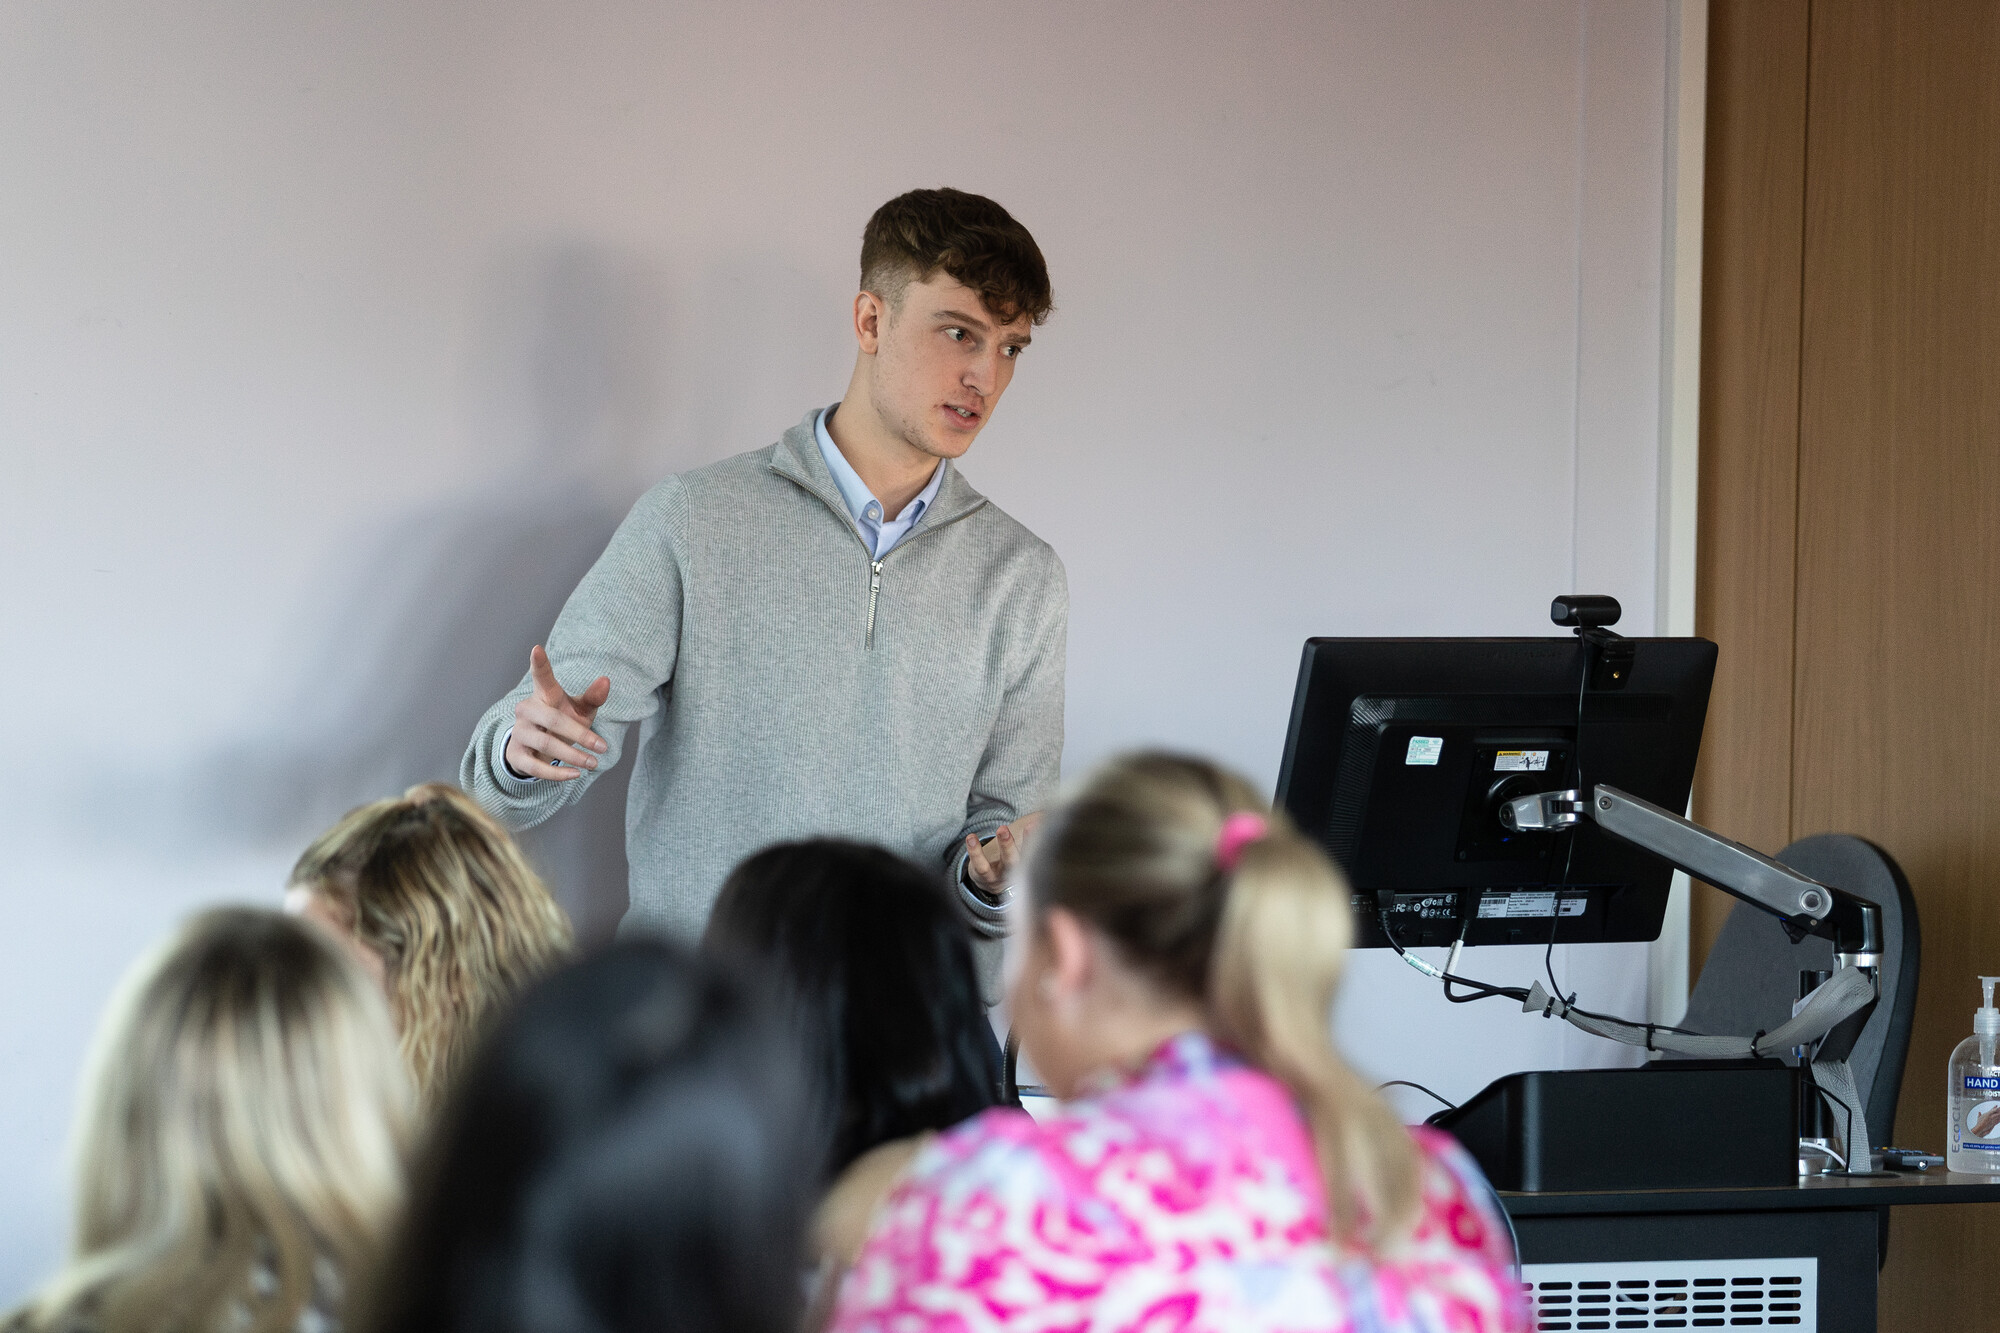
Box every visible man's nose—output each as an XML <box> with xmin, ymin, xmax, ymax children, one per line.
<box><xmin>962</xmin><ymin>353</ymin><xmax>1000</xmax><ymax>396</ymax></box>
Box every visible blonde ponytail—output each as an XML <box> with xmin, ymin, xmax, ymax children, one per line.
<box><xmin>1209</xmin><ymin>831</ymin><xmax>1421</xmax><ymax>1247</ymax></box>
<box><xmin>1032</xmin><ymin>752</ymin><xmax>1423</xmax><ymax>1251</ymax></box>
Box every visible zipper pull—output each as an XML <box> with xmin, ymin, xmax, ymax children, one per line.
<box><xmin>867</xmin><ymin>560</ymin><xmax>884</xmax><ymax>649</ymax></box>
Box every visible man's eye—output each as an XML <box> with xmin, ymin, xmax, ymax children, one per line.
<box><xmin>945</xmin><ymin>327</ymin><xmax>967</xmax><ymax>342</ymax></box>
<box><xmin>1003</xmin><ymin>345</ymin><xmax>1023</xmax><ymax>359</ymax></box>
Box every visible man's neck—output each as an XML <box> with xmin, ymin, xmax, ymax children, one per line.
<box><xmin>826</xmin><ymin>380</ymin><xmax>940</xmax><ymax>521</ymax></box>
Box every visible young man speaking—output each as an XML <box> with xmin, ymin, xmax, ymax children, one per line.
<box><xmin>461</xmin><ymin>188</ymin><xmax>1065</xmax><ymax>990</ymax></box>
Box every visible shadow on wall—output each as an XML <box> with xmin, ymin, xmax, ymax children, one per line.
<box><xmin>182</xmin><ymin>244</ymin><xmax>673</xmax><ymax>943</ymax></box>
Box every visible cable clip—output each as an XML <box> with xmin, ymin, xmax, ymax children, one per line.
<box><xmin>1524</xmin><ymin>981</ymin><xmax>1567</xmax><ymax>1020</ymax></box>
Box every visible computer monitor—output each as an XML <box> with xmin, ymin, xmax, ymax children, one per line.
<box><xmin>1274</xmin><ymin>635</ymin><xmax>1717</xmax><ymax>949</ymax></box>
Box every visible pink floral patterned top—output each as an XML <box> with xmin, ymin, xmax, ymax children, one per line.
<box><xmin>827</xmin><ymin>1031</ymin><xmax>1525</xmax><ymax>1333</ymax></box>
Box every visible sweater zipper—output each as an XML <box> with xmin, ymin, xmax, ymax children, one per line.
<box><xmin>866</xmin><ymin>561</ymin><xmax>884</xmax><ymax>649</ymax></box>
<box><xmin>860</xmin><ymin>509</ymin><xmax>986</xmax><ymax>650</ymax></box>
<box><xmin>775</xmin><ymin>469</ymin><xmax>985</xmax><ymax>651</ymax></box>
<box><xmin>858</xmin><ymin>510</ymin><xmax>987</xmax><ymax>649</ymax></box>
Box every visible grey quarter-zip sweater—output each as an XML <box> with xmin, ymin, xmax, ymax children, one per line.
<box><xmin>461</xmin><ymin>408</ymin><xmax>1067</xmax><ymax>985</ymax></box>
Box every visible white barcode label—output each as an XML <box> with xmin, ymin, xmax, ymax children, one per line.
<box><xmin>1477</xmin><ymin>892</ymin><xmax>1588</xmax><ymax>919</ymax></box>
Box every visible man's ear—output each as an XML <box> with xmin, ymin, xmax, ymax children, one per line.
<box><xmin>1043</xmin><ymin>906</ymin><xmax>1095</xmax><ymax>1001</ymax></box>
<box><xmin>853</xmin><ymin>290</ymin><xmax>887</xmax><ymax>355</ymax></box>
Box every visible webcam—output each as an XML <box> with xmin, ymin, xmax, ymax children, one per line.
<box><xmin>1551</xmin><ymin>595</ymin><xmax>1622</xmax><ymax>631</ymax></box>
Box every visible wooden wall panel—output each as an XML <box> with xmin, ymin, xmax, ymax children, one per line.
<box><xmin>1790</xmin><ymin>2</ymin><xmax>2000</xmax><ymax>1326</ymax></box>
<box><xmin>1690</xmin><ymin>0</ymin><xmax>1810</xmax><ymax>974</ymax></box>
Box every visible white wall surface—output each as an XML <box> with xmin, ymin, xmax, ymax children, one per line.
<box><xmin>1</xmin><ymin>0</ymin><xmax>1685</xmax><ymax>1292</ymax></box>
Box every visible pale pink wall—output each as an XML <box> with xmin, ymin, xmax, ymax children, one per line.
<box><xmin>0</xmin><ymin>0</ymin><xmax>1676</xmax><ymax>1288</ymax></box>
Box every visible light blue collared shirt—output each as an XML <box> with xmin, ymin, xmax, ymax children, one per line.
<box><xmin>815</xmin><ymin>406</ymin><xmax>946</xmax><ymax>560</ymax></box>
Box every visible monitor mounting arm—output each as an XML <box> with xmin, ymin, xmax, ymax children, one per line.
<box><xmin>1504</xmin><ymin>783</ymin><xmax>1884</xmax><ymax>1161</ymax></box>
<box><xmin>1500</xmin><ymin>785</ymin><xmax>1884</xmax><ymax>968</ymax></box>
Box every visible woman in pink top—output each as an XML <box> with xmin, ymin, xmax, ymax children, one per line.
<box><xmin>827</xmin><ymin>752</ymin><xmax>1526</xmax><ymax>1333</ymax></box>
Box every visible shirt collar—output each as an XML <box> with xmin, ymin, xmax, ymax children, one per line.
<box><xmin>815</xmin><ymin>406</ymin><xmax>946</xmax><ymax>528</ymax></box>
<box><xmin>1075</xmin><ymin>1029</ymin><xmax>1237</xmax><ymax>1098</ymax></box>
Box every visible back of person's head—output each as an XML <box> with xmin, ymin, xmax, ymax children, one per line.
<box><xmin>704</xmin><ymin>840</ymin><xmax>1001</xmax><ymax>1177</ymax></box>
<box><xmin>11</xmin><ymin>907</ymin><xmax>412</xmax><ymax>1333</ymax></box>
<box><xmin>1028</xmin><ymin>751</ymin><xmax>1422</xmax><ymax>1247</ymax></box>
<box><xmin>362</xmin><ymin>940</ymin><xmax>812</xmax><ymax>1333</ymax></box>
<box><xmin>287</xmin><ymin>782</ymin><xmax>574</xmax><ymax>1103</ymax></box>
<box><xmin>861</xmin><ymin>188</ymin><xmax>1054</xmax><ymax>327</ymax></box>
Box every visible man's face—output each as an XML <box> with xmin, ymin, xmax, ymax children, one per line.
<box><xmin>860</xmin><ymin>270</ymin><xmax>1033</xmax><ymax>461</ymax></box>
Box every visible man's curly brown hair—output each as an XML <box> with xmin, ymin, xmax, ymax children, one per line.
<box><xmin>860</xmin><ymin>187</ymin><xmax>1054</xmax><ymax>327</ymax></box>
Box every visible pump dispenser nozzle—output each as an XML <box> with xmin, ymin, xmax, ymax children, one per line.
<box><xmin>1979</xmin><ymin>978</ymin><xmax>2000</xmax><ymax>1067</ymax></box>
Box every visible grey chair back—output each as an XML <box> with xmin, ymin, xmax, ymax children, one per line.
<box><xmin>1678</xmin><ymin>834</ymin><xmax>1920</xmax><ymax>1141</ymax></box>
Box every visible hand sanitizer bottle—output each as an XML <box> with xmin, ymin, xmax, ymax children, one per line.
<box><xmin>1948</xmin><ymin>976</ymin><xmax>2000</xmax><ymax>1172</ymax></box>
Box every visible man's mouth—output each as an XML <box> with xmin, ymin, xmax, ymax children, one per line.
<box><xmin>945</xmin><ymin>404</ymin><xmax>981</xmax><ymax>423</ymax></box>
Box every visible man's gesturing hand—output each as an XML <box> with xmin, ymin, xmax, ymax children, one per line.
<box><xmin>504</xmin><ymin>645</ymin><xmax>611</xmax><ymax>782</ymax></box>
<box><xmin>964</xmin><ymin>812</ymin><xmax>1043</xmax><ymax>898</ymax></box>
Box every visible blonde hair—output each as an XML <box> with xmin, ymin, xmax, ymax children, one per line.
<box><xmin>288</xmin><ymin>782</ymin><xmax>574</xmax><ymax>1104</ymax></box>
<box><xmin>1029</xmin><ymin>751</ymin><xmax>1422</xmax><ymax>1248</ymax></box>
<box><xmin>11</xmin><ymin>907</ymin><xmax>413</xmax><ymax>1333</ymax></box>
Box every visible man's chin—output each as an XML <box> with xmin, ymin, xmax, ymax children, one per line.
<box><xmin>904</xmin><ymin>428</ymin><xmax>977</xmax><ymax>462</ymax></box>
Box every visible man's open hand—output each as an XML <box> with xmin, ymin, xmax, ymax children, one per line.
<box><xmin>964</xmin><ymin>812</ymin><xmax>1043</xmax><ymax>897</ymax></box>
<box><xmin>504</xmin><ymin>645</ymin><xmax>611</xmax><ymax>781</ymax></box>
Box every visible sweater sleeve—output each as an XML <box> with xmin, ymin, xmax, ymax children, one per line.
<box><xmin>460</xmin><ymin>478</ymin><xmax>688</xmax><ymax>831</ymax></box>
<box><xmin>947</xmin><ymin>545</ymin><xmax>1068</xmax><ymax>938</ymax></box>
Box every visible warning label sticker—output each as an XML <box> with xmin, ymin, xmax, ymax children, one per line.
<box><xmin>1494</xmin><ymin>750</ymin><xmax>1550</xmax><ymax>772</ymax></box>
<box><xmin>1477</xmin><ymin>892</ymin><xmax>1588</xmax><ymax>919</ymax></box>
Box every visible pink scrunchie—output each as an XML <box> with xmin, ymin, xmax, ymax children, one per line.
<box><xmin>1214</xmin><ymin>812</ymin><xmax>1268</xmax><ymax>872</ymax></box>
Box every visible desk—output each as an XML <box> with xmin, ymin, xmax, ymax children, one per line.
<box><xmin>1500</xmin><ymin>1172</ymin><xmax>2000</xmax><ymax>1332</ymax></box>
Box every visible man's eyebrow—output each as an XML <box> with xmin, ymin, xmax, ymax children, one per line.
<box><xmin>933</xmin><ymin>307</ymin><xmax>994</xmax><ymax>332</ymax></box>
<box><xmin>935</xmin><ymin>307</ymin><xmax>1032</xmax><ymax>344</ymax></box>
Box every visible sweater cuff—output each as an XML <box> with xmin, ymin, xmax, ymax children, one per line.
<box><xmin>951</xmin><ymin>842</ymin><xmax>1013</xmax><ymax>938</ymax></box>
<box><xmin>494</xmin><ymin>728</ymin><xmax>541</xmax><ymax>790</ymax></box>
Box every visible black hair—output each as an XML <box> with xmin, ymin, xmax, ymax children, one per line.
<box><xmin>704</xmin><ymin>839</ymin><xmax>1004</xmax><ymax>1177</ymax></box>
<box><xmin>361</xmin><ymin>939</ymin><xmax>812</xmax><ymax>1333</ymax></box>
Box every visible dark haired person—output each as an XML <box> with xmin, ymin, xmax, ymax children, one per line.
<box><xmin>702</xmin><ymin>839</ymin><xmax>1005</xmax><ymax>1315</ymax></box>
<box><xmin>363</xmin><ymin>940</ymin><xmax>813</xmax><ymax>1333</ymax></box>
<box><xmin>462</xmin><ymin>188</ymin><xmax>1064</xmax><ymax>992</ymax></box>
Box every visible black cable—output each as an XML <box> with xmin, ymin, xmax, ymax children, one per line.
<box><xmin>1544</xmin><ymin>909</ymin><xmax>1566</xmax><ymax>1001</ymax></box>
<box><xmin>1378</xmin><ymin>1080</ymin><xmax>1458</xmax><ymax>1111</ymax></box>
<box><xmin>1526</xmin><ymin>638</ymin><xmax>1717</xmax><ymax>1044</ymax></box>
<box><xmin>1551</xmin><ymin>996</ymin><xmax>1710</xmax><ymax>1037</ymax></box>
<box><xmin>1567</xmin><ymin>633</ymin><xmax>1590</xmax><ymax>818</ymax></box>
<box><xmin>1379</xmin><ymin>910</ymin><xmax>1528</xmax><ymax>1006</ymax></box>
<box><xmin>1443</xmin><ymin>961</ymin><xmax>1519</xmax><ymax>1003</ymax></box>
<box><xmin>1546</xmin><ymin>636</ymin><xmax>1593</xmax><ymax>998</ymax></box>
<box><xmin>1385</xmin><ymin>907</ymin><xmax>1714</xmax><ymax>1041</ymax></box>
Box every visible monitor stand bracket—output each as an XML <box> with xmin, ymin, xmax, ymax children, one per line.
<box><xmin>1498</xmin><ymin>777</ymin><xmax>1887</xmax><ymax>1171</ymax></box>
<box><xmin>1500</xmin><ymin>784</ymin><xmax>1884</xmax><ymax>974</ymax></box>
